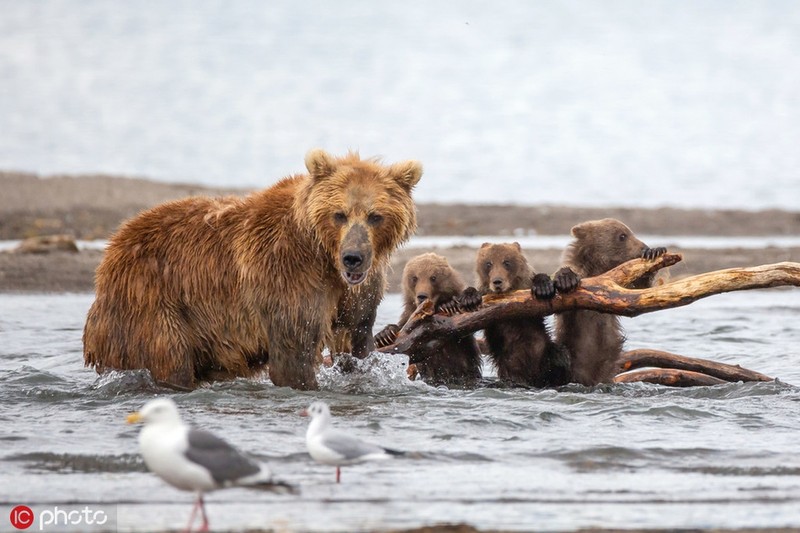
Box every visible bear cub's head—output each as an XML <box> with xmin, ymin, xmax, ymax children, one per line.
<box><xmin>402</xmin><ymin>253</ymin><xmax>465</xmax><ymax>307</ymax></box>
<box><xmin>564</xmin><ymin>218</ymin><xmax>652</xmax><ymax>277</ymax></box>
<box><xmin>298</xmin><ymin>149</ymin><xmax>422</xmax><ymax>286</ymax></box>
<box><xmin>475</xmin><ymin>242</ymin><xmax>533</xmax><ymax>294</ymax></box>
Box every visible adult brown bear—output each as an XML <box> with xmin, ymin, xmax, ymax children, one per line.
<box><xmin>83</xmin><ymin>150</ymin><xmax>422</xmax><ymax>390</ymax></box>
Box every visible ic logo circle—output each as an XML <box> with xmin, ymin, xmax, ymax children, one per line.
<box><xmin>10</xmin><ymin>505</ymin><xmax>34</xmax><ymax>530</ymax></box>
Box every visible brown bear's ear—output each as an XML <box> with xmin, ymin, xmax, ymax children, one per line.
<box><xmin>512</xmin><ymin>242</ymin><xmax>522</xmax><ymax>251</ymax></box>
<box><xmin>571</xmin><ymin>221</ymin><xmax>592</xmax><ymax>240</ymax></box>
<box><xmin>305</xmin><ymin>149</ymin><xmax>337</xmax><ymax>182</ymax></box>
<box><xmin>480</xmin><ymin>242</ymin><xmax>491</xmax><ymax>249</ymax></box>
<box><xmin>389</xmin><ymin>160</ymin><xmax>423</xmax><ymax>191</ymax></box>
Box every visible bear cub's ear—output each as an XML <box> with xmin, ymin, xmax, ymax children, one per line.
<box><xmin>389</xmin><ymin>160</ymin><xmax>423</xmax><ymax>191</ymax></box>
<box><xmin>571</xmin><ymin>221</ymin><xmax>593</xmax><ymax>240</ymax></box>
<box><xmin>305</xmin><ymin>149</ymin><xmax>337</xmax><ymax>181</ymax></box>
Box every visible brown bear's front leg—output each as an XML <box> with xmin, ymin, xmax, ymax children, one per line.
<box><xmin>159</xmin><ymin>358</ymin><xmax>198</xmax><ymax>390</ymax></box>
<box><xmin>266</xmin><ymin>332</ymin><xmax>320</xmax><ymax>390</ymax></box>
<box><xmin>268</xmin><ymin>353</ymin><xmax>319</xmax><ymax>390</ymax></box>
<box><xmin>350</xmin><ymin>315</ymin><xmax>377</xmax><ymax>359</ymax></box>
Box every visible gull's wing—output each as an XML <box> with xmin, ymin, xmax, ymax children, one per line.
<box><xmin>184</xmin><ymin>429</ymin><xmax>262</xmax><ymax>486</ymax></box>
<box><xmin>321</xmin><ymin>430</ymin><xmax>392</xmax><ymax>461</ymax></box>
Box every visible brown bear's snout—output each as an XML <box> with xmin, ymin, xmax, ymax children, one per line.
<box><xmin>491</xmin><ymin>278</ymin><xmax>505</xmax><ymax>292</ymax></box>
<box><xmin>416</xmin><ymin>293</ymin><xmax>429</xmax><ymax>304</ymax></box>
<box><xmin>340</xmin><ymin>223</ymin><xmax>373</xmax><ymax>286</ymax></box>
<box><xmin>342</xmin><ymin>252</ymin><xmax>363</xmax><ymax>269</ymax></box>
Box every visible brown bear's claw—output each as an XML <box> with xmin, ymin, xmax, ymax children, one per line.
<box><xmin>553</xmin><ymin>267</ymin><xmax>580</xmax><ymax>293</ymax></box>
<box><xmin>456</xmin><ymin>287</ymin><xmax>483</xmax><ymax>312</ymax></box>
<box><xmin>641</xmin><ymin>246</ymin><xmax>668</xmax><ymax>261</ymax></box>
<box><xmin>374</xmin><ymin>324</ymin><xmax>400</xmax><ymax>348</ymax></box>
<box><xmin>531</xmin><ymin>273</ymin><xmax>556</xmax><ymax>300</ymax></box>
<box><xmin>436</xmin><ymin>301</ymin><xmax>460</xmax><ymax>315</ymax></box>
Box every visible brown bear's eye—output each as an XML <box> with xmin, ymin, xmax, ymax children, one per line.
<box><xmin>367</xmin><ymin>213</ymin><xmax>383</xmax><ymax>226</ymax></box>
<box><xmin>410</xmin><ymin>275</ymin><xmax>418</xmax><ymax>284</ymax></box>
<box><xmin>502</xmin><ymin>260</ymin><xmax>512</xmax><ymax>269</ymax></box>
<box><xmin>618</xmin><ymin>233</ymin><xmax>627</xmax><ymax>242</ymax></box>
<box><xmin>430</xmin><ymin>275</ymin><xmax>436</xmax><ymax>283</ymax></box>
<box><xmin>334</xmin><ymin>212</ymin><xmax>347</xmax><ymax>225</ymax></box>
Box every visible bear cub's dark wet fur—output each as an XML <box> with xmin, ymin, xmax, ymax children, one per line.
<box><xmin>554</xmin><ymin>219</ymin><xmax>667</xmax><ymax>386</ymax></box>
<box><xmin>460</xmin><ymin>242</ymin><xmax>571</xmax><ymax>387</ymax></box>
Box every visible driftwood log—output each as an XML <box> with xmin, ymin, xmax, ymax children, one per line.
<box><xmin>379</xmin><ymin>254</ymin><xmax>800</xmax><ymax>385</ymax></box>
<box><xmin>616</xmin><ymin>349</ymin><xmax>773</xmax><ymax>385</ymax></box>
<box><xmin>614</xmin><ymin>368</ymin><xmax>728</xmax><ymax>387</ymax></box>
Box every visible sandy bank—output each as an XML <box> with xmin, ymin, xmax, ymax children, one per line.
<box><xmin>1</xmin><ymin>172</ymin><xmax>798</xmax><ymax>293</ymax></box>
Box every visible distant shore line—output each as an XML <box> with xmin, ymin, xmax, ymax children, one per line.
<box><xmin>1</xmin><ymin>171</ymin><xmax>798</xmax><ymax>293</ymax></box>
<box><xmin>2</xmin><ymin>170</ymin><xmax>800</xmax><ymax>240</ymax></box>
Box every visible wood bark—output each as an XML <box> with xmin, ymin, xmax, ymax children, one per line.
<box><xmin>617</xmin><ymin>349</ymin><xmax>773</xmax><ymax>383</ymax></box>
<box><xmin>613</xmin><ymin>368</ymin><xmax>728</xmax><ymax>387</ymax></box>
<box><xmin>379</xmin><ymin>255</ymin><xmax>800</xmax><ymax>361</ymax></box>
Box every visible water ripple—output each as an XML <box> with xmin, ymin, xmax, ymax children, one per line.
<box><xmin>4</xmin><ymin>452</ymin><xmax>146</xmax><ymax>474</ymax></box>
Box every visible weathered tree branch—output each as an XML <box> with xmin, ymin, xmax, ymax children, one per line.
<box><xmin>617</xmin><ymin>349</ymin><xmax>773</xmax><ymax>383</ymax></box>
<box><xmin>379</xmin><ymin>255</ymin><xmax>800</xmax><ymax>359</ymax></box>
<box><xmin>613</xmin><ymin>368</ymin><xmax>728</xmax><ymax>387</ymax></box>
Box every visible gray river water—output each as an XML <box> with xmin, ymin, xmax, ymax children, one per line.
<box><xmin>1</xmin><ymin>289</ymin><xmax>800</xmax><ymax>532</ymax></box>
<box><xmin>4</xmin><ymin>2</ymin><xmax>800</xmax><ymax>529</ymax></box>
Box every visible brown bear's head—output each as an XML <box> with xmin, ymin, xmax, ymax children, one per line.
<box><xmin>401</xmin><ymin>253</ymin><xmax>465</xmax><ymax>308</ymax></box>
<box><xmin>475</xmin><ymin>242</ymin><xmax>533</xmax><ymax>294</ymax></box>
<box><xmin>563</xmin><ymin>218</ymin><xmax>650</xmax><ymax>277</ymax></box>
<box><xmin>295</xmin><ymin>149</ymin><xmax>422</xmax><ymax>286</ymax></box>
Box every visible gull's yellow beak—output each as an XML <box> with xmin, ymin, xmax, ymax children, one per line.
<box><xmin>126</xmin><ymin>412</ymin><xmax>143</xmax><ymax>424</ymax></box>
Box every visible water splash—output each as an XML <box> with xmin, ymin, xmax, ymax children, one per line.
<box><xmin>87</xmin><ymin>369</ymin><xmax>170</xmax><ymax>397</ymax></box>
<box><xmin>317</xmin><ymin>352</ymin><xmax>421</xmax><ymax>394</ymax></box>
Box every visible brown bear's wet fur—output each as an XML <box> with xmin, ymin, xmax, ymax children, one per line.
<box><xmin>555</xmin><ymin>218</ymin><xmax>663</xmax><ymax>386</ymax></box>
<box><xmin>377</xmin><ymin>253</ymin><xmax>482</xmax><ymax>386</ymax></box>
<box><xmin>476</xmin><ymin>243</ymin><xmax>569</xmax><ymax>387</ymax></box>
<box><xmin>83</xmin><ymin>149</ymin><xmax>422</xmax><ymax>390</ymax></box>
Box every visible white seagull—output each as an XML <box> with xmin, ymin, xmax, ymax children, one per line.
<box><xmin>301</xmin><ymin>401</ymin><xmax>403</xmax><ymax>483</ymax></box>
<box><xmin>127</xmin><ymin>397</ymin><xmax>296</xmax><ymax>532</ymax></box>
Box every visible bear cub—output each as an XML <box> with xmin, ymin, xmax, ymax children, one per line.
<box><xmin>554</xmin><ymin>218</ymin><xmax>667</xmax><ymax>386</ymax></box>
<box><xmin>374</xmin><ymin>253</ymin><xmax>482</xmax><ymax>385</ymax></box>
<box><xmin>460</xmin><ymin>242</ymin><xmax>571</xmax><ymax>388</ymax></box>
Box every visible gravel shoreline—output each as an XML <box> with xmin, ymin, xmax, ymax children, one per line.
<box><xmin>1</xmin><ymin>172</ymin><xmax>798</xmax><ymax>293</ymax></box>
